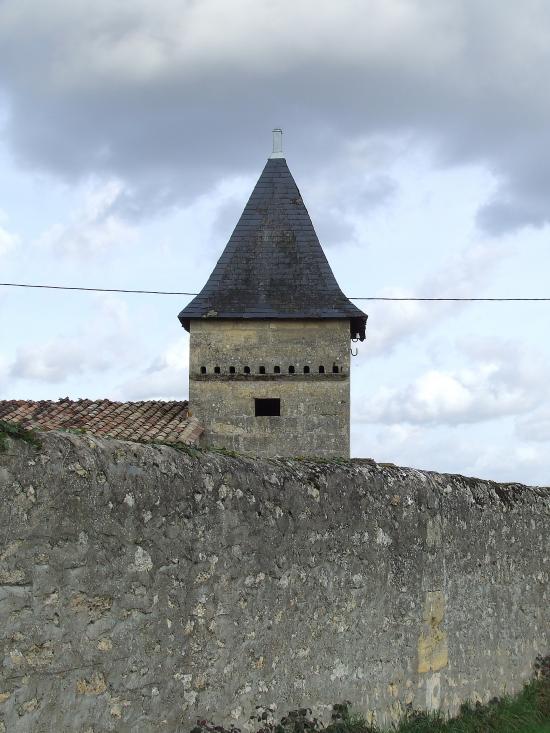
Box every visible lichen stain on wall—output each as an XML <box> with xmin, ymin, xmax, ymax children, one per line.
<box><xmin>418</xmin><ymin>591</ymin><xmax>448</xmax><ymax>674</ymax></box>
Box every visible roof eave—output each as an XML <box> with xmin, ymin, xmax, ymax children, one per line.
<box><xmin>179</xmin><ymin>313</ymin><xmax>368</xmax><ymax>341</ymax></box>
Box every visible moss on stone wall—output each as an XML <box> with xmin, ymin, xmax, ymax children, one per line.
<box><xmin>0</xmin><ymin>419</ymin><xmax>41</xmax><ymax>453</ymax></box>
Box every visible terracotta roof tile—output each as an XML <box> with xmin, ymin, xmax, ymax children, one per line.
<box><xmin>0</xmin><ymin>399</ymin><xmax>202</xmax><ymax>446</ymax></box>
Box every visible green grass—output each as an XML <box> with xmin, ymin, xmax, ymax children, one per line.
<box><xmin>190</xmin><ymin>674</ymin><xmax>549</xmax><ymax>733</ymax></box>
<box><xmin>385</xmin><ymin>684</ymin><xmax>549</xmax><ymax>732</ymax></box>
<box><xmin>336</xmin><ymin>679</ymin><xmax>550</xmax><ymax>733</ymax></box>
<box><xmin>0</xmin><ymin>419</ymin><xmax>42</xmax><ymax>453</ymax></box>
<box><xmin>389</xmin><ymin>665</ymin><xmax>549</xmax><ymax>733</ymax></box>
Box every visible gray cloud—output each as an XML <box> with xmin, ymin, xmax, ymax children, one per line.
<box><xmin>1</xmin><ymin>1</ymin><xmax>550</xmax><ymax>232</ymax></box>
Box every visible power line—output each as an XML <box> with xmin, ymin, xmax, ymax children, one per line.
<box><xmin>0</xmin><ymin>282</ymin><xmax>195</xmax><ymax>296</ymax></box>
<box><xmin>1</xmin><ymin>281</ymin><xmax>550</xmax><ymax>302</ymax></box>
<box><xmin>353</xmin><ymin>296</ymin><xmax>550</xmax><ymax>302</ymax></box>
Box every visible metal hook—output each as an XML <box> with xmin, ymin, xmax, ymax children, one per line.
<box><xmin>350</xmin><ymin>347</ymin><xmax>358</xmax><ymax>357</ymax></box>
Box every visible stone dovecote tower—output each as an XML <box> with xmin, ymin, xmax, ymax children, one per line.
<box><xmin>178</xmin><ymin>130</ymin><xmax>367</xmax><ymax>457</ymax></box>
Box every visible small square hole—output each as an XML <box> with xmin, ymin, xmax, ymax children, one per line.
<box><xmin>255</xmin><ymin>398</ymin><xmax>280</xmax><ymax>416</ymax></box>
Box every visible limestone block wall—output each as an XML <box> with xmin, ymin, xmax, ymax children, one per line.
<box><xmin>189</xmin><ymin>319</ymin><xmax>351</xmax><ymax>457</ymax></box>
<box><xmin>0</xmin><ymin>431</ymin><xmax>548</xmax><ymax>733</ymax></box>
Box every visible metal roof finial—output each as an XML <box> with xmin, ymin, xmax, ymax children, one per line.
<box><xmin>270</xmin><ymin>128</ymin><xmax>284</xmax><ymax>158</ymax></box>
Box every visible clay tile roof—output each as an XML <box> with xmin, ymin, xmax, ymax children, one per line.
<box><xmin>178</xmin><ymin>156</ymin><xmax>367</xmax><ymax>341</ymax></box>
<box><xmin>0</xmin><ymin>399</ymin><xmax>203</xmax><ymax>446</ymax></box>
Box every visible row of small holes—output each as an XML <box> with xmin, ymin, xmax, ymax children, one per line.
<box><xmin>200</xmin><ymin>365</ymin><xmax>339</xmax><ymax>374</ymax></box>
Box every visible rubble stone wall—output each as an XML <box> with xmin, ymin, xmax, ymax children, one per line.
<box><xmin>0</xmin><ymin>431</ymin><xmax>548</xmax><ymax>733</ymax></box>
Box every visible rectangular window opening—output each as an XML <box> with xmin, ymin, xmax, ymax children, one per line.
<box><xmin>255</xmin><ymin>398</ymin><xmax>281</xmax><ymax>417</ymax></box>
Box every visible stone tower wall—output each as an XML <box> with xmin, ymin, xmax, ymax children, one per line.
<box><xmin>189</xmin><ymin>319</ymin><xmax>351</xmax><ymax>457</ymax></box>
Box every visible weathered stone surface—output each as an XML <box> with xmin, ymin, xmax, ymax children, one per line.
<box><xmin>0</xmin><ymin>431</ymin><xmax>548</xmax><ymax>732</ymax></box>
<box><xmin>190</xmin><ymin>319</ymin><xmax>351</xmax><ymax>457</ymax></box>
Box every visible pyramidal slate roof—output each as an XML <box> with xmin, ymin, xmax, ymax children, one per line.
<box><xmin>178</xmin><ymin>156</ymin><xmax>367</xmax><ymax>340</ymax></box>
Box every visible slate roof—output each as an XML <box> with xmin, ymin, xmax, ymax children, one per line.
<box><xmin>178</xmin><ymin>157</ymin><xmax>367</xmax><ymax>340</ymax></box>
<box><xmin>0</xmin><ymin>399</ymin><xmax>203</xmax><ymax>446</ymax></box>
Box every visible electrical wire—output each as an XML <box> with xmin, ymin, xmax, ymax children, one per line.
<box><xmin>1</xmin><ymin>282</ymin><xmax>549</xmax><ymax>301</ymax></box>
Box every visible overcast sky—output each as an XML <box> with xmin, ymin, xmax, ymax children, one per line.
<box><xmin>1</xmin><ymin>0</ymin><xmax>549</xmax><ymax>484</ymax></box>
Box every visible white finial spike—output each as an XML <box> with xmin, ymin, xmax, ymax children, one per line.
<box><xmin>270</xmin><ymin>128</ymin><xmax>284</xmax><ymax>158</ymax></box>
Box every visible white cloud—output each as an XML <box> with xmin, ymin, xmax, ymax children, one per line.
<box><xmin>0</xmin><ymin>226</ymin><xmax>17</xmax><ymax>256</ymax></box>
<box><xmin>0</xmin><ymin>211</ymin><xmax>19</xmax><ymax>256</ymax></box>
<box><xmin>367</xmin><ymin>242</ymin><xmax>513</xmax><ymax>355</ymax></box>
<box><xmin>0</xmin><ymin>355</ymin><xmax>9</xmax><ymax>392</ymax></box>
<box><xmin>516</xmin><ymin>407</ymin><xmax>550</xmax><ymax>443</ymax></box>
<box><xmin>117</xmin><ymin>339</ymin><xmax>188</xmax><ymax>401</ymax></box>
<box><xmin>10</xmin><ymin>342</ymin><xmax>105</xmax><ymax>383</ymax></box>
<box><xmin>366</xmin><ymin>295</ymin><xmax>430</xmax><ymax>355</ymax></box>
<box><xmin>463</xmin><ymin>440</ymin><xmax>548</xmax><ymax>487</ymax></box>
<box><xmin>352</xmin><ymin>419</ymin><xmax>549</xmax><ymax>485</ymax></box>
<box><xmin>361</xmin><ymin>340</ymin><xmax>548</xmax><ymax>426</ymax></box>
<box><xmin>9</xmin><ymin>295</ymin><xmax>135</xmax><ymax>383</ymax></box>
<box><xmin>36</xmin><ymin>179</ymin><xmax>138</xmax><ymax>257</ymax></box>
